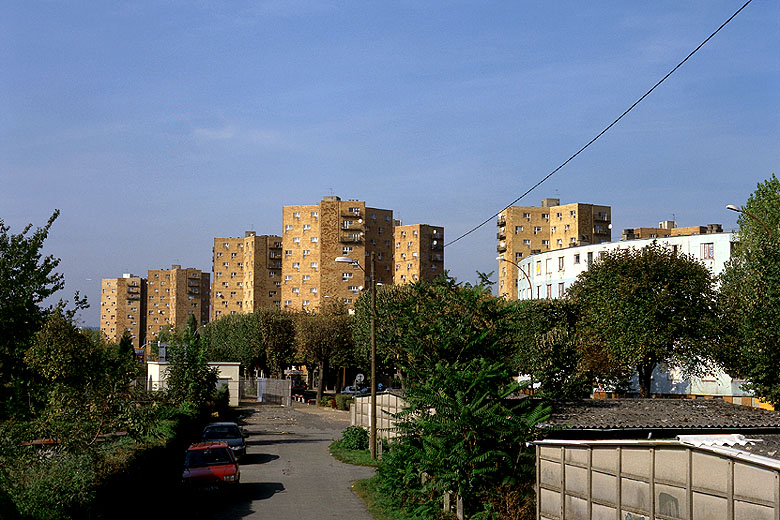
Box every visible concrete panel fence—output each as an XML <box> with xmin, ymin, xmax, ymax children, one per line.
<box><xmin>350</xmin><ymin>392</ymin><xmax>406</xmax><ymax>439</ymax></box>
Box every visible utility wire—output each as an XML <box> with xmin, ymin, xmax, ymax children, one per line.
<box><xmin>445</xmin><ymin>0</ymin><xmax>753</xmax><ymax>248</ymax></box>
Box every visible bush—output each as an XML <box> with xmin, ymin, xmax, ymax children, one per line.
<box><xmin>335</xmin><ymin>394</ymin><xmax>353</xmax><ymax>411</ymax></box>
<box><xmin>214</xmin><ymin>384</ymin><xmax>230</xmax><ymax>419</ymax></box>
<box><xmin>340</xmin><ymin>426</ymin><xmax>369</xmax><ymax>451</ymax></box>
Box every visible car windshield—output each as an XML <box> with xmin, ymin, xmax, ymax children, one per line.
<box><xmin>203</xmin><ymin>426</ymin><xmax>241</xmax><ymax>439</ymax></box>
<box><xmin>185</xmin><ymin>447</ymin><xmax>233</xmax><ymax>468</ymax></box>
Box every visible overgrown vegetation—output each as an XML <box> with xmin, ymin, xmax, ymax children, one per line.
<box><xmin>351</xmin><ymin>276</ymin><xmax>550</xmax><ymax>520</ymax></box>
<box><xmin>0</xmin><ymin>213</ymin><xmax>219</xmax><ymax>519</ymax></box>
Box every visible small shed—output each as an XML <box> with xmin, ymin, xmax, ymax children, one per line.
<box><xmin>536</xmin><ymin>398</ymin><xmax>780</xmax><ymax>520</ymax></box>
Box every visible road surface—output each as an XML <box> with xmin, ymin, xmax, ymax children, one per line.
<box><xmin>210</xmin><ymin>402</ymin><xmax>376</xmax><ymax>520</ymax></box>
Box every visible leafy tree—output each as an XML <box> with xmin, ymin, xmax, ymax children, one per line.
<box><xmin>165</xmin><ymin>322</ymin><xmax>218</xmax><ymax>409</ymax></box>
<box><xmin>368</xmin><ymin>277</ymin><xmax>550</xmax><ymax>518</ymax></box>
<box><xmin>717</xmin><ymin>174</ymin><xmax>780</xmax><ymax>404</ymax></box>
<box><xmin>295</xmin><ymin>303</ymin><xmax>353</xmax><ymax>403</ymax></box>
<box><xmin>567</xmin><ymin>242</ymin><xmax>716</xmax><ymax>398</ymax></box>
<box><xmin>201</xmin><ymin>307</ymin><xmax>296</xmax><ymax>374</ymax></box>
<box><xmin>512</xmin><ymin>299</ymin><xmax>599</xmax><ymax>398</ymax></box>
<box><xmin>352</xmin><ymin>275</ymin><xmax>519</xmax><ymax>387</ymax></box>
<box><xmin>0</xmin><ymin>210</ymin><xmax>64</xmax><ymax>419</ymax></box>
<box><xmin>24</xmin><ymin>311</ymin><xmax>141</xmax><ymax>447</ymax></box>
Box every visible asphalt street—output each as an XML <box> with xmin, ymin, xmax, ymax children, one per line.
<box><xmin>209</xmin><ymin>402</ymin><xmax>376</xmax><ymax>520</ymax></box>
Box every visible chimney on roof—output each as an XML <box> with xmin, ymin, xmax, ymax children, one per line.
<box><xmin>541</xmin><ymin>198</ymin><xmax>560</xmax><ymax>208</ymax></box>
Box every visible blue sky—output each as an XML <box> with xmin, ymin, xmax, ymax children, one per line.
<box><xmin>2</xmin><ymin>1</ymin><xmax>778</xmax><ymax>327</ymax></box>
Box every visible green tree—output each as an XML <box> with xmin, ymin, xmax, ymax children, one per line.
<box><xmin>512</xmin><ymin>299</ymin><xmax>598</xmax><ymax>398</ymax></box>
<box><xmin>24</xmin><ymin>311</ymin><xmax>141</xmax><ymax>447</ymax></box>
<box><xmin>352</xmin><ymin>275</ymin><xmax>518</xmax><ymax>387</ymax></box>
<box><xmin>295</xmin><ymin>303</ymin><xmax>353</xmax><ymax>403</ymax></box>
<box><xmin>717</xmin><ymin>174</ymin><xmax>780</xmax><ymax>404</ymax></box>
<box><xmin>567</xmin><ymin>242</ymin><xmax>716</xmax><ymax>398</ymax></box>
<box><xmin>165</xmin><ymin>322</ymin><xmax>218</xmax><ymax>409</ymax></box>
<box><xmin>0</xmin><ymin>211</ymin><xmax>64</xmax><ymax>419</ymax></box>
<box><xmin>201</xmin><ymin>307</ymin><xmax>296</xmax><ymax>374</ymax></box>
<box><xmin>368</xmin><ymin>277</ymin><xmax>550</xmax><ymax>518</ymax></box>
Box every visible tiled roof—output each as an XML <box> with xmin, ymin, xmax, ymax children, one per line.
<box><xmin>543</xmin><ymin>398</ymin><xmax>780</xmax><ymax>432</ymax></box>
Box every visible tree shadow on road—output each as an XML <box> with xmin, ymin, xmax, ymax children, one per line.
<box><xmin>240</xmin><ymin>452</ymin><xmax>278</xmax><ymax>465</ymax></box>
<box><xmin>247</xmin><ymin>437</ymin><xmax>330</xmax><ymax>446</ymax></box>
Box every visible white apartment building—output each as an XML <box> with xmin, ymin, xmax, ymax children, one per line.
<box><xmin>514</xmin><ymin>232</ymin><xmax>733</xmax><ymax>301</ymax></box>
<box><xmin>510</xmin><ymin>231</ymin><xmax>761</xmax><ymax>403</ymax></box>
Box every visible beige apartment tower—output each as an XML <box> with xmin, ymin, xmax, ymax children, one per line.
<box><xmin>211</xmin><ymin>233</ymin><xmax>283</xmax><ymax>321</ymax></box>
<box><xmin>497</xmin><ymin>198</ymin><xmax>611</xmax><ymax>299</ymax></box>
<box><xmin>146</xmin><ymin>265</ymin><xmax>210</xmax><ymax>341</ymax></box>
<box><xmin>282</xmin><ymin>196</ymin><xmax>394</xmax><ymax>311</ymax></box>
<box><xmin>393</xmin><ymin>224</ymin><xmax>445</xmax><ymax>284</ymax></box>
<box><xmin>99</xmin><ymin>274</ymin><xmax>146</xmax><ymax>350</ymax></box>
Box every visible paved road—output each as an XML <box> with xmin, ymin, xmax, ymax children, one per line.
<box><xmin>210</xmin><ymin>402</ymin><xmax>376</xmax><ymax>520</ymax></box>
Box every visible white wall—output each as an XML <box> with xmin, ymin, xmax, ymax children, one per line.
<box><xmin>146</xmin><ymin>361</ymin><xmax>241</xmax><ymax>407</ymax></box>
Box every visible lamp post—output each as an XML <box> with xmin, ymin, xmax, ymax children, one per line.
<box><xmin>335</xmin><ymin>252</ymin><xmax>377</xmax><ymax>460</ymax></box>
<box><xmin>726</xmin><ymin>204</ymin><xmax>773</xmax><ymax>236</ymax></box>
<box><xmin>497</xmin><ymin>256</ymin><xmax>533</xmax><ymax>299</ymax></box>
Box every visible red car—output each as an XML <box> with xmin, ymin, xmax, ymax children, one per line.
<box><xmin>182</xmin><ymin>442</ymin><xmax>240</xmax><ymax>488</ymax></box>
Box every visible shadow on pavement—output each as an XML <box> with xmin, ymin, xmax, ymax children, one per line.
<box><xmin>247</xmin><ymin>437</ymin><xmax>328</xmax><ymax>446</ymax></box>
<box><xmin>236</xmin><ymin>482</ymin><xmax>285</xmax><ymax>501</ymax></box>
<box><xmin>240</xmin><ymin>452</ymin><xmax>278</xmax><ymax>465</ymax></box>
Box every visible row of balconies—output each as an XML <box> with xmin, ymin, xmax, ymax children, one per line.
<box><xmin>341</xmin><ymin>220</ymin><xmax>364</xmax><ymax>231</ymax></box>
<box><xmin>340</xmin><ymin>234</ymin><xmax>363</xmax><ymax>244</ymax></box>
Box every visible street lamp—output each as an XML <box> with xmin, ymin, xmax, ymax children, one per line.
<box><xmin>497</xmin><ymin>256</ymin><xmax>533</xmax><ymax>299</ymax></box>
<box><xmin>335</xmin><ymin>252</ymin><xmax>378</xmax><ymax>460</ymax></box>
<box><xmin>726</xmin><ymin>204</ymin><xmax>773</xmax><ymax>236</ymax></box>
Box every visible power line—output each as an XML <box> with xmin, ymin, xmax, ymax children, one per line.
<box><xmin>445</xmin><ymin>0</ymin><xmax>753</xmax><ymax>248</ymax></box>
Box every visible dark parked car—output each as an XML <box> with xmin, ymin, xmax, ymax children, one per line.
<box><xmin>182</xmin><ymin>442</ymin><xmax>240</xmax><ymax>488</ymax></box>
<box><xmin>201</xmin><ymin>422</ymin><xmax>247</xmax><ymax>460</ymax></box>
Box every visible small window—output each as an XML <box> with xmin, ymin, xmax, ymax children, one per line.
<box><xmin>292</xmin><ymin>211</ymin><xmax>301</xmax><ymax>218</ymax></box>
<box><xmin>574</xmin><ymin>254</ymin><xmax>580</xmax><ymax>264</ymax></box>
<box><xmin>515</xmin><ymin>226</ymin><xmax>524</xmax><ymax>233</ymax></box>
<box><xmin>701</xmin><ymin>243</ymin><xmax>715</xmax><ymax>260</ymax></box>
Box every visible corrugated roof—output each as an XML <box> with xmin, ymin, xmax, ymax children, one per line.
<box><xmin>544</xmin><ymin>398</ymin><xmax>780</xmax><ymax>432</ymax></box>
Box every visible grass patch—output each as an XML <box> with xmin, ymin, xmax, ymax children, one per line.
<box><xmin>329</xmin><ymin>440</ymin><xmax>379</xmax><ymax>467</ymax></box>
<box><xmin>353</xmin><ymin>476</ymin><xmax>411</xmax><ymax>520</ymax></box>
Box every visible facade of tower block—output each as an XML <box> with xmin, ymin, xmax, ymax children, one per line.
<box><xmin>100</xmin><ymin>274</ymin><xmax>146</xmax><ymax>350</ymax></box>
<box><xmin>146</xmin><ymin>265</ymin><xmax>210</xmax><ymax>340</ymax></box>
<box><xmin>281</xmin><ymin>196</ymin><xmax>394</xmax><ymax>311</ymax></box>
<box><xmin>497</xmin><ymin>198</ymin><xmax>611</xmax><ymax>299</ymax></box>
<box><xmin>211</xmin><ymin>232</ymin><xmax>283</xmax><ymax>321</ymax></box>
<box><xmin>393</xmin><ymin>223</ymin><xmax>445</xmax><ymax>284</ymax></box>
